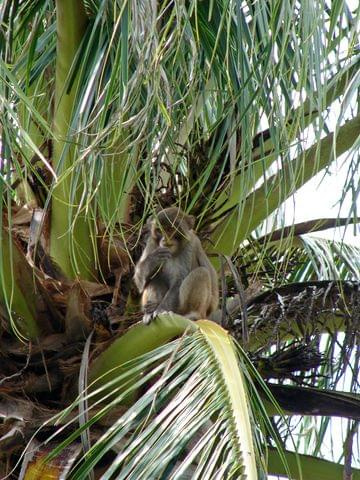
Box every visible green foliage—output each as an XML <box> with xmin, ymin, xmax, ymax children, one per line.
<box><xmin>46</xmin><ymin>321</ymin><xmax>265</xmax><ymax>479</ymax></box>
<box><xmin>2</xmin><ymin>0</ymin><xmax>359</xmax><ymax>267</ymax></box>
<box><xmin>0</xmin><ymin>0</ymin><xmax>360</xmax><ymax>478</ymax></box>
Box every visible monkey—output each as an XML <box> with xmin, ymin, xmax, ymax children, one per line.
<box><xmin>134</xmin><ymin>207</ymin><xmax>219</xmax><ymax>324</ymax></box>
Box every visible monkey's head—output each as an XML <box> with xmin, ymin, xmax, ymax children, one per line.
<box><xmin>149</xmin><ymin>207</ymin><xmax>195</xmax><ymax>254</ymax></box>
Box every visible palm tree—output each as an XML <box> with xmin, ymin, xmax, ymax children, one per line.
<box><xmin>0</xmin><ymin>0</ymin><xmax>359</xmax><ymax>478</ymax></box>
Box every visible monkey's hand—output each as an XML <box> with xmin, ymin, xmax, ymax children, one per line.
<box><xmin>144</xmin><ymin>247</ymin><xmax>172</xmax><ymax>278</ymax></box>
<box><xmin>135</xmin><ymin>247</ymin><xmax>172</xmax><ymax>292</ymax></box>
<box><xmin>152</xmin><ymin>247</ymin><xmax>172</xmax><ymax>262</ymax></box>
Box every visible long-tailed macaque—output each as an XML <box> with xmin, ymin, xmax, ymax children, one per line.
<box><xmin>134</xmin><ymin>208</ymin><xmax>219</xmax><ymax>324</ymax></box>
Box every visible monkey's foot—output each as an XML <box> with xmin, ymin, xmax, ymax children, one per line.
<box><xmin>143</xmin><ymin>307</ymin><xmax>161</xmax><ymax>324</ymax></box>
<box><xmin>152</xmin><ymin>309</ymin><xmax>174</xmax><ymax>318</ymax></box>
<box><xmin>142</xmin><ymin>313</ymin><xmax>153</xmax><ymax>325</ymax></box>
<box><xmin>143</xmin><ymin>301</ymin><xmax>159</xmax><ymax>324</ymax></box>
<box><xmin>144</xmin><ymin>301</ymin><xmax>158</xmax><ymax>313</ymax></box>
<box><xmin>143</xmin><ymin>309</ymin><xmax>175</xmax><ymax>325</ymax></box>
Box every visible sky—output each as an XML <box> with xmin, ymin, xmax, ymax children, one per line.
<box><xmin>283</xmin><ymin>156</ymin><xmax>360</xmax><ymax>247</ymax></box>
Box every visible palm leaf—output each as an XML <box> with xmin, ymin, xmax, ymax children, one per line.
<box><xmin>268</xmin><ymin>448</ymin><xmax>360</xmax><ymax>480</ymax></box>
<box><xmin>41</xmin><ymin>320</ymin><xmax>264</xmax><ymax>479</ymax></box>
<box><xmin>1</xmin><ymin>0</ymin><xmax>360</xmax><ymax>478</ymax></box>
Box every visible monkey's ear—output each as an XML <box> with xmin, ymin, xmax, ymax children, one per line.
<box><xmin>185</xmin><ymin>214</ymin><xmax>195</xmax><ymax>229</ymax></box>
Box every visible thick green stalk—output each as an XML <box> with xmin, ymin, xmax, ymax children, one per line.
<box><xmin>214</xmin><ymin>61</ymin><xmax>359</xmax><ymax>218</ymax></box>
<box><xmin>51</xmin><ymin>1</ymin><xmax>94</xmax><ymax>279</ymax></box>
<box><xmin>268</xmin><ymin>448</ymin><xmax>360</xmax><ymax>479</ymax></box>
<box><xmin>0</xmin><ymin>228</ymin><xmax>40</xmax><ymax>339</ymax></box>
<box><xmin>88</xmin><ymin>314</ymin><xmax>196</xmax><ymax>403</ymax></box>
<box><xmin>97</xmin><ymin>146</ymin><xmax>135</xmax><ymax>226</ymax></box>
<box><xmin>89</xmin><ymin>314</ymin><xmax>196</xmax><ymax>387</ymax></box>
<box><xmin>212</xmin><ymin>114</ymin><xmax>360</xmax><ymax>256</ymax></box>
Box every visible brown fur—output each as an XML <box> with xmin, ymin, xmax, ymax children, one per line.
<box><xmin>134</xmin><ymin>208</ymin><xmax>218</xmax><ymax>324</ymax></box>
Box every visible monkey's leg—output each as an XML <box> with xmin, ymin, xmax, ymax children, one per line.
<box><xmin>152</xmin><ymin>282</ymin><xmax>181</xmax><ymax>319</ymax></box>
<box><xmin>142</xmin><ymin>286</ymin><xmax>164</xmax><ymax>324</ymax></box>
<box><xmin>179</xmin><ymin>267</ymin><xmax>211</xmax><ymax>320</ymax></box>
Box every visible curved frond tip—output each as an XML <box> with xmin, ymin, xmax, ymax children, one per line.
<box><xmin>197</xmin><ymin>320</ymin><xmax>258</xmax><ymax>479</ymax></box>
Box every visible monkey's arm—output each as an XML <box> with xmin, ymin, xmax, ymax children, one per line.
<box><xmin>134</xmin><ymin>246</ymin><xmax>172</xmax><ymax>293</ymax></box>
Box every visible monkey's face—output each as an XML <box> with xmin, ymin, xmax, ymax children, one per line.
<box><xmin>152</xmin><ymin>224</ymin><xmax>188</xmax><ymax>255</ymax></box>
<box><xmin>149</xmin><ymin>208</ymin><xmax>193</xmax><ymax>255</ymax></box>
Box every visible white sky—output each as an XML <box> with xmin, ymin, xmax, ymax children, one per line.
<box><xmin>283</xmin><ymin>156</ymin><xmax>360</xmax><ymax>247</ymax></box>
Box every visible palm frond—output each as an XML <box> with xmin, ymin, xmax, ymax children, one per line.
<box><xmin>40</xmin><ymin>323</ymin><xmax>266</xmax><ymax>479</ymax></box>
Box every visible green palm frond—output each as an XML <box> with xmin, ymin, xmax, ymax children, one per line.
<box><xmin>43</xmin><ymin>320</ymin><xmax>266</xmax><ymax>479</ymax></box>
<box><xmin>294</xmin><ymin>235</ymin><xmax>360</xmax><ymax>281</ymax></box>
<box><xmin>238</xmin><ymin>230</ymin><xmax>360</xmax><ymax>289</ymax></box>
<box><xmin>1</xmin><ymin>1</ymin><xmax>360</xmax><ymax>478</ymax></box>
<box><xmin>2</xmin><ymin>0</ymin><xmax>359</xmax><ymax>272</ymax></box>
